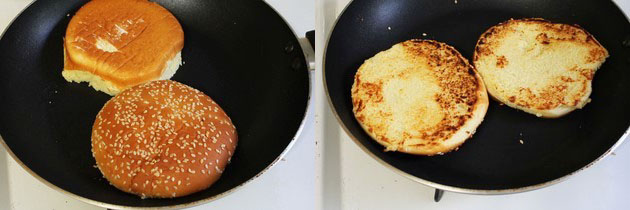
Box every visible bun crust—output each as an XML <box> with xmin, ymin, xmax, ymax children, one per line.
<box><xmin>63</xmin><ymin>0</ymin><xmax>184</xmax><ymax>95</ymax></box>
<box><xmin>91</xmin><ymin>80</ymin><xmax>237</xmax><ymax>198</ymax></box>
<box><xmin>473</xmin><ymin>18</ymin><xmax>608</xmax><ymax>118</ymax></box>
<box><xmin>351</xmin><ymin>40</ymin><xmax>489</xmax><ymax>155</ymax></box>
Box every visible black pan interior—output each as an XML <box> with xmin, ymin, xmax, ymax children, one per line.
<box><xmin>0</xmin><ymin>0</ymin><xmax>309</xmax><ymax>207</ymax></box>
<box><xmin>325</xmin><ymin>0</ymin><xmax>630</xmax><ymax>190</ymax></box>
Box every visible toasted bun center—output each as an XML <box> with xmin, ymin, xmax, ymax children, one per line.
<box><xmin>352</xmin><ymin>40</ymin><xmax>488</xmax><ymax>155</ymax></box>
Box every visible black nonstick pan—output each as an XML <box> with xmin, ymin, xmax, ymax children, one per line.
<box><xmin>324</xmin><ymin>0</ymin><xmax>630</xmax><ymax>199</ymax></box>
<box><xmin>0</xmin><ymin>0</ymin><xmax>310</xmax><ymax>208</ymax></box>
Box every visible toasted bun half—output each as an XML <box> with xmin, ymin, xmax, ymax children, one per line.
<box><xmin>351</xmin><ymin>40</ymin><xmax>489</xmax><ymax>155</ymax></box>
<box><xmin>473</xmin><ymin>18</ymin><xmax>608</xmax><ymax>118</ymax></box>
<box><xmin>63</xmin><ymin>0</ymin><xmax>184</xmax><ymax>95</ymax></box>
<box><xmin>92</xmin><ymin>80</ymin><xmax>237</xmax><ymax>198</ymax></box>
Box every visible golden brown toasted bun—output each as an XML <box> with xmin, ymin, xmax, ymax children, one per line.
<box><xmin>63</xmin><ymin>0</ymin><xmax>184</xmax><ymax>95</ymax></box>
<box><xmin>473</xmin><ymin>18</ymin><xmax>608</xmax><ymax>118</ymax></box>
<box><xmin>91</xmin><ymin>80</ymin><xmax>237</xmax><ymax>198</ymax></box>
<box><xmin>351</xmin><ymin>40</ymin><xmax>489</xmax><ymax>155</ymax></box>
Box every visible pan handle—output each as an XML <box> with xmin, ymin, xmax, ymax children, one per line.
<box><xmin>298</xmin><ymin>30</ymin><xmax>315</xmax><ymax>71</ymax></box>
<box><xmin>434</xmin><ymin>189</ymin><xmax>444</xmax><ymax>202</ymax></box>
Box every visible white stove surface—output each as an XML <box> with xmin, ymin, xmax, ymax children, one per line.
<box><xmin>0</xmin><ymin>0</ymin><xmax>314</xmax><ymax>209</ymax></box>
<box><xmin>314</xmin><ymin>0</ymin><xmax>630</xmax><ymax>210</ymax></box>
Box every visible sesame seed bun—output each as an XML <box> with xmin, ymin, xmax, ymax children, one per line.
<box><xmin>91</xmin><ymin>80</ymin><xmax>237</xmax><ymax>198</ymax></box>
<box><xmin>351</xmin><ymin>40</ymin><xmax>488</xmax><ymax>155</ymax></box>
<box><xmin>63</xmin><ymin>0</ymin><xmax>184</xmax><ymax>95</ymax></box>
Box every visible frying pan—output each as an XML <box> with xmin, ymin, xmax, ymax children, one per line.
<box><xmin>0</xmin><ymin>0</ymin><xmax>311</xmax><ymax>208</ymax></box>
<box><xmin>324</xmin><ymin>0</ymin><xmax>630</xmax><ymax>199</ymax></box>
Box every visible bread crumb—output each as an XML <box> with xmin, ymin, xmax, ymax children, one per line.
<box><xmin>519</xmin><ymin>140</ymin><xmax>524</xmax><ymax>144</ymax></box>
<box><xmin>387</xmin><ymin>26</ymin><xmax>392</xmax><ymax>30</ymax></box>
<box><xmin>66</xmin><ymin>14</ymin><xmax>70</xmax><ymax>17</ymax></box>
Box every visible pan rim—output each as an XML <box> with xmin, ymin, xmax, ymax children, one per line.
<box><xmin>322</xmin><ymin>0</ymin><xmax>630</xmax><ymax>195</ymax></box>
<box><xmin>0</xmin><ymin>0</ymin><xmax>312</xmax><ymax>209</ymax></box>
